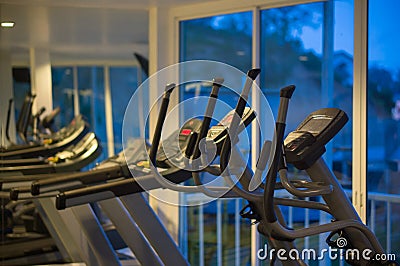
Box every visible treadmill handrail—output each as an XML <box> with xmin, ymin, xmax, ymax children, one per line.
<box><xmin>31</xmin><ymin>164</ymin><xmax>130</xmax><ymax>196</ymax></box>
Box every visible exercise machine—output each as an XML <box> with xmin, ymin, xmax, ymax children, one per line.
<box><xmin>0</xmin><ymin>132</ymin><xmax>101</xmax><ymax>176</ymax></box>
<box><xmin>143</xmin><ymin>69</ymin><xmax>398</xmax><ymax>265</ymax></box>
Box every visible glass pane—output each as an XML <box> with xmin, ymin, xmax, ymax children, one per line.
<box><xmin>12</xmin><ymin>67</ymin><xmax>31</xmax><ymax>123</ymax></box>
<box><xmin>12</xmin><ymin>67</ymin><xmax>31</xmax><ymax>142</ymax></box>
<box><xmin>180</xmin><ymin>11</ymin><xmax>253</xmax><ymax>265</ymax></box>
<box><xmin>368</xmin><ymin>0</ymin><xmax>400</xmax><ymax>254</ymax></box>
<box><xmin>110</xmin><ymin>66</ymin><xmax>140</xmax><ymax>154</ymax></box>
<box><xmin>77</xmin><ymin>66</ymin><xmax>108</xmax><ymax>164</ymax></box>
<box><xmin>260</xmin><ymin>1</ymin><xmax>353</xmax><ymax>263</ymax></box>
<box><xmin>180</xmin><ymin>12</ymin><xmax>252</xmax><ymax>71</ymax></box>
<box><xmin>180</xmin><ymin>11</ymin><xmax>253</xmax><ymax>118</ymax></box>
<box><xmin>51</xmin><ymin>67</ymin><xmax>75</xmax><ymax>130</ymax></box>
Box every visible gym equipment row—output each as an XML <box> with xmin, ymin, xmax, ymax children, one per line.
<box><xmin>1</xmin><ymin>95</ymin><xmax>105</xmax><ymax>265</ymax></box>
<box><xmin>1</xmin><ymin>93</ymin><xmax>90</xmax><ymax>160</ymax></box>
<box><xmin>0</xmin><ymin>53</ymin><xmax>152</xmax><ymax>265</ymax></box>
<box><xmin>1</xmin><ymin>69</ymin><xmax>399</xmax><ymax>265</ymax></box>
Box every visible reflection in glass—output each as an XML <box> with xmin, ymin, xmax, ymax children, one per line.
<box><xmin>52</xmin><ymin>67</ymin><xmax>75</xmax><ymax>130</ymax></box>
<box><xmin>77</xmin><ymin>66</ymin><xmax>108</xmax><ymax>164</ymax></box>
<box><xmin>12</xmin><ymin>68</ymin><xmax>31</xmax><ymax>124</ymax></box>
<box><xmin>110</xmin><ymin>66</ymin><xmax>140</xmax><ymax>154</ymax></box>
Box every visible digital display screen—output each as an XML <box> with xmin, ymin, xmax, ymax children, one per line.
<box><xmin>298</xmin><ymin>116</ymin><xmax>332</xmax><ymax>135</ymax></box>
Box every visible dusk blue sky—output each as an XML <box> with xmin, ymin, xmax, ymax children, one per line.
<box><xmin>301</xmin><ymin>0</ymin><xmax>400</xmax><ymax>74</ymax></box>
<box><xmin>368</xmin><ymin>0</ymin><xmax>400</xmax><ymax>73</ymax></box>
<box><xmin>301</xmin><ymin>0</ymin><xmax>353</xmax><ymax>55</ymax></box>
<box><xmin>206</xmin><ymin>0</ymin><xmax>399</xmax><ymax>76</ymax></box>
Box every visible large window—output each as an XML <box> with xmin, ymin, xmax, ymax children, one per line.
<box><xmin>52</xmin><ymin>66</ymin><xmax>108</xmax><ymax>165</ymax></box>
<box><xmin>52</xmin><ymin>65</ymin><xmax>143</xmax><ymax>164</ymax></box>
<box><xmin>180</xmin><ymin>12</ymin><xmax>252</xmax><ymax>71</ymax></box>
<box><xmin>52</xmin><ymin>67</ymin><xmax>75</xmax><ymax>133</ymax></box>
<box><xmin>180</xmin><ymin>12</ymin><xmax>253</xmax><ymax>266</ymax></box>
<box><xmin>110</xmin><ymin>66</ymin><xmax>141</xmax><ymax>154</ymax></box>
<box><xmin>14</xmin><ymin>65</ymin><xmax>141</xmax><ymax>159</ymax></box>
<box><xmin>8</xmin><ymin>67</ymin><xmax>31</xmax><ymax>144</ymax></box>
<box><xmin>77</xmin><ymin>66</ymin><xmax>108</xmax><ymax>162</ymax></box>
<box><xmin>367</xmin><ymin>0</ymin><xmax>400</xmax><ymax>255</ymax></box>
<box><xmin>12</xmin><ymin>67</ymin><xmax>31</xmax><ymax>128</ymax></box>
<box><xmin>261</xmin><ymin>1</ymin><xmax>353</xmax><ymax>159</ymax></box>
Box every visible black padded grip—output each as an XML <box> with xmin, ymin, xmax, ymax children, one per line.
<box><xmin>31</xmin><ymin>165</ymin><xmax>129</xmax><ymax>195</ymax></box>
<box><xmin>56</xmin><ymin>193</ymin><xmax>67</xmax><ymax>210</ymax></box>
<box><xmin>9</xmin><ymin>186</ymin><xmax>30</xmax><ymax>200</ymax></box>
<box><xmin>9</xmin><ymin>188</ymin><xmax>19</xmax><ymax>201</ymax></box>
<box><xmin>211</xmin><ymin>77</ymin><xmax>224</xmax><ymax>96</ymax></box>
<box><xmin>280</xmin><ymin>85</ymin><xmax>296</xmax><ymax>99</ymax></box>
<box><xmin>247</xmin><ymin>68</ymin><xmax>261</xmax><ymax>80</ymax></box>
<box><xmin>164</xmin><ymin>83</ymin><xmax>176</xmax><ymax>94</ymax></box>
<box><xmin>55</xmin><ymin>180</ymin><xmax>143</xmax><ymax>210</ymax></box>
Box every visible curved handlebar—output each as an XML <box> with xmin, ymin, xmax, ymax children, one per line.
<box><xmin>279</xmin><ymin>169</ymin><xmax>333</xmax><ymax>197</ymax></box>
<box><xmin>263</xmin><ymin>85</ymin><xmax>296</xmax><ymax>223</ymax></box>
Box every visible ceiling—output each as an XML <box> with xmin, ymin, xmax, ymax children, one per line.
<box><xmin>0</xmin><ymin>0</ymin><xmax>216</xmax><ymax>63</ymax></box>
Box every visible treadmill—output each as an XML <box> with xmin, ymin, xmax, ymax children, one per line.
<box><xmin>1</xmin><ymin>93</ymin><xmax>89</xmax><ymax>160</ymax></box>
<box><xmin>10</xmin><ymin>80</ymin><xmax>256</xmax><ymax>266</ymax></box>
<box><xmin>0</xmin><ymin>132</ymin><xmax>102</xmax><ymax>177</ymax></box>
<box><xmin>49</xmin><ymin>106</ymin><xmax>255</xmax><ymax>210</ymax></box>
<box><xmin>2</xmin><ymin>82</ymin><xmax>205</xmax><ymax>266</ymax></box>
<box><xmin>1</xmin><ymin>115</ymin><xmax>90</xmax><ymax>160</ymax></box>
<box><xmin>0</xmin><ymin>135</ymin><xmax>104</xmax><ymax>265</ymax></box>
<box><xmin>5</xmin><ymin>115</ymin><xmax>207</xmax><ymax>201</ymax></box>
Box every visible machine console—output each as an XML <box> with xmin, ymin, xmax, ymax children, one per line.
<box><xmin>284</xmin><ymin>108</ymin><xmax>348</xmax><ymax>169</ymax></box>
